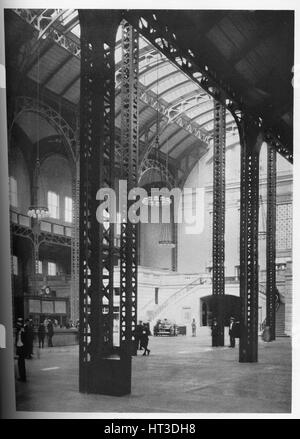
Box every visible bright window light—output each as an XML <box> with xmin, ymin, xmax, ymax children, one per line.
<box><xmin>48</xmin><ymin>191</ymin><xmax>59</xmax><ymax>219</ymax></box>
<box><xmin>65</xmin><ymin>196</ymin><xmax>73</xmax><ymax>222</ymax></box>
<box><xmin>48</xmin><ymin>262</ymin><xmax>57</xmax><ymax>276</ymax></box>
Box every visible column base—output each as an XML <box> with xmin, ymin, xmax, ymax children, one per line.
<box><xmin>80</xmin><ymin>355</ymin><xmax>131</xmax><ymax>396</ymax></box>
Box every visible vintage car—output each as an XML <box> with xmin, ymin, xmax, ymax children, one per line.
<box><xmin>153</xmin><ymin>319</ymin><xmax>178</xmax><ymax>336</ymax></box>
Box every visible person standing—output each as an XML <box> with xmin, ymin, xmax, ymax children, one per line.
<box><xmin>191</xmin><ymin>318</ymin><xmax>197</xmax><ymax>337</ymax></box>
<box><xmin>140</xmin><ymin>323</ymin><xmax>151</xmax><ymax>356</ymax></box>
<box><xmin>47</xmin><ymin>319</ymin><xmax>54</xmax><ymax>347</ymax></box>
<box><xmin>24</xmin><ymin>318</ymin><xmax>34</xmax><ymax>359</ymax></box>
<box><xmin>211</xmin><ymin>317</ymin><xmax>219</xmax><ymax>347</ymax></box>
<box><xmin>38</xmin><ymin>321</ymin><xmax>46</xmax><ymax>348</ymax></box>
<box><xmin>135</xmin><ymin>320</ymin><xmax>143</xmax><ymax>351</ymax></box>
<box><xmin>229</xmin><ymin>317</ymin><xmax>238</xmax><ymax>348</ymax></box>
<box><xmin>15</xmin><ymin>318</ymin><xmax>26</xmax><ymax>382</ymax></box>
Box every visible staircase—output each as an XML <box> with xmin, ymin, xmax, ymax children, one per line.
<box><xmin>149</xmin><ymin>276</ymin><xmax>204</xmax><ymax>322</ymax></box>
<box><xmin>276</xmin><ymin>303</ymin><xmax>287</xmax><ymax>337</ymax></box>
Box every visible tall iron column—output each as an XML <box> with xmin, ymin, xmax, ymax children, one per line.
<box><xmin>237</xmin><ymin>114</ymin><xmax>263</xmax><ymax>362</ymax></box>
<box><xmin>78</xmin><ymin>10</ymin><xmax>132</xmax><ymax>396</ymax></box>
<box><xmin>119</xmin><ymin>21</ymin><xmax>139</xmax><ymax>357</ymax></box>
<box><xmin>212</xmin><ymin>98</ymin><xmax>226</xmax><ymax>346</ymax></box>
<box><xmin>266</xmin><ymin>144</ymin><xmax>277</xmax><ymax>341</ymax></box>
<box><xmin>70</xmin><ymin>147</ymin><xmax>80</xmax><ymax>323</ymax></box>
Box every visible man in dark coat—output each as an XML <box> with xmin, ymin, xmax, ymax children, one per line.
<box><xmin>38</xmin><ymin>322</ymin><xmax>46</xmax><ymax>348</ymax></box>
<box><xmin>15</xmin><ymin>318</ymin><xmax>27</xmax><ymax>382</ymax></box>
<box><xmin>135</xmin><ymin>320</ymin><xmax>144</xmax><ymax>351</ymax></box>
<box><xmin>47</xmin><ymin>319</ymin><xmax>54</xmax><ymax>347</ymax></box>
<box><xmin>211</xmin><ymin>317</ymin><xmax>219</xmax><ymax>347</ymax></box>
<box><xmin>24</xmin><ymin>318</ymin><xmax>34</xmax><ymax>359</ymax></box>
<box><xmin>140</xmin><ymin>323</ymin><xmax>151</xmax><ymax>356</ymax></box>
<box><xmin>228</xmin><ymin>317</ymin><xmax>239</xmax><ymax>348</ymax></box>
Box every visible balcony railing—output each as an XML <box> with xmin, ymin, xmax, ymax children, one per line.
<box><xmin>10</xmin><ymin>209</ymin><xmax>72</xmax><ymax>238</ymax></box>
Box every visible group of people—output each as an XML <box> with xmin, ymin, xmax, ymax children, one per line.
<box><xmin>211</xmin><ymin>316</ymin><xmax>240</xmax><ymax>347</ymax></box>
<box><xmin>135</xmin><ymin>321</ymin><xmax>151</xmax><ymax>356</ymax></box>
<box><xmin>15</xmin><ymin>317</ymin><xmax>55</xmax><ymax>382</ymax></box>
<box><xmin>38</xmin><ymin>318</ymin><xmax>54</xmax><ymax>348</ymax></box>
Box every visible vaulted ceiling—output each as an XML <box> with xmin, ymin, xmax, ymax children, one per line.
<box><xmin>5</xmin><ymin>8</ymin><xmax>293</xmax><ymax>182</ymax></box>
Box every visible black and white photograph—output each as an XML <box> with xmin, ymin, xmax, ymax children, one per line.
<box><xmin>0</xmin><ymin>0</ymin><xmax>298</xmax><ymax>420</ymax></box>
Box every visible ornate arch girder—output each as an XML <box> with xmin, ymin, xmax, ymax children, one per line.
<box><xmin>124</xmin><ymin>11</ymin><xmax>292</xmax><ymax>163</ymax></box>
<box><xmin>12</xmin><ymin>96</ymin><xmax>77</xmax><ymax>166</ymax></box>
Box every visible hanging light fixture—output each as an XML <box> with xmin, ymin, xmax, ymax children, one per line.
<box><xmin>158</xmin><ymin>132</ymin><xmax>176</xmax><ymax>249</ymax></box>
<box><xmin>27</xmin><ymin>45</ymin><xmax>49</xmax><ymax>221</ymax></box>
<box><xmin>159</xmin><ymin>223</ymin><xmax>176</xmax><ymax>248</ymax></box>
<box><xmin>142</xmin><ymin>51</ymin><xmax>171</xmax><ymax>207</ymax></box>
<box><xmin>27</xmin><ymin>155</ymin><xmax>49</xmax><ymax>220</ymax></box>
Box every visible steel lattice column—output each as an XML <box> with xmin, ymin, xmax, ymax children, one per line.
<box><xmin>172</xmin><ymin>209</ymin><xmax>178</xmax><ymax>272</ymax></box>
<box><xmin>266</xmin><ymin>145</ymin><xmax>277</xmax><ymax>341</ymax></box>
<box><xmin>238</xmin><ymin>115</ymin><xmax>263</xmax><ymax>363</ymax></box>
<box><xmin>212</xmin><ymin>99</ymin><xmax>226</xmax><ymax>346</ymax></box>
<box><xmin>120</xmin><ymin>21</ymin><xmax>139</xmax><ymax>357</ymax></box>
<box><xmin>78</xmin><ymin>11</ymin><xmax>131</xmax><ymax>396</ymax></box>
<box><xmin>31</xmin><ymin>154</ymin><xmax>41</xmax><ymax>296</ymax></box>
<box><xmin>70</xmin><ymin>153</ymin><xmax>80</xmax><ymax>323</ymax></box>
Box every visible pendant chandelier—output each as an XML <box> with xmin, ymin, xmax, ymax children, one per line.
<box><xmin>158</xmin><ymin>138</ymin><xmax>175</xmax><ymax>248</ymax></box>
<box><xmin>27</xmin><ymin>139</ymin><xmax>49</xmax><ymax>217</ymax></box>
<box><xmin>159</xmin><ymin>222</ymin><xmax>176</xmax><ymax>248</ymax></box>
<box><xmin>142</xmin><ymin>52</ymin><xmax>171</xmax><ymax>208</ymax></box>
<box><xmin>139</xmin><ymin>51</ymin><xmax>175</xmax><ymax>249</ymax></box>
<box><xmin>27</xmin><ymin>46</ymin><xmax>49</xmax><ymax>221</ymax></box>
<box><xmin>141</xmin><ymin>135</ymin><xmax>172</xmax><ymax>207</ymax></box>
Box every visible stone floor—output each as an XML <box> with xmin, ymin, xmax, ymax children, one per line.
<box><xmin>15</xmin><ymin>327</ymin><xmax>291</xmax><ymax>415</ymax></box>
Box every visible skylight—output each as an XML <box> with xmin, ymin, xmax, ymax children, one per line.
<box><xmin>71</xmin><ymin>23</ymin><xmax>80</xmax><ymax>38</ymax></box>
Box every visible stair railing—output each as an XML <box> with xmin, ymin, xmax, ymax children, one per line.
<box><xmin>150</xmin><ymin>275</ymin><xmax>205</xmax><ymax>322</ymax></box>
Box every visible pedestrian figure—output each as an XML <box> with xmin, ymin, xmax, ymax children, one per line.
<box><xmin>140</xmin><ymin>323</ymin><xmax>150</xmax><ymax>356</ymax></box>
<box><xmin>191</xmin><ymin>318</ymin><xmax>197</xmax><ymax>337</ymax></box>
<box><xmin>228</xmin><ymin>316</ymin><xmax>239</xmax><ymax>348</ymax></box>
<box><xmin>24</xmin><ymin>318</ymin><xmax>34</xmax><ymax>359</ymax></box>
<box><xmin>211</xmin><ymin>317</ymin><xmax>219</xmax><ymax>347</ymax></box>
<box><xmin>47</xmin><ymin>319</ymin><xmax>54</xmax><ymax>347</ymax></box>
<box><xmin>15</xmin><ymin>318</ymin><xmax>26</xmax><ymax>382</ymax></box>
<box><xmin>135</xmin><ymin>320</ymin><xmax>143</xmax><ymax>351</ymax></box>
<box><xmin>38</xmin><ymin>322</ymin><xmax>46</xmax><ymax>348</ymax></box>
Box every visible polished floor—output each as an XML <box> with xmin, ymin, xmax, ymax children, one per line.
<box><xmin>15</xmin><ymin>328</ymin><xmax>291</xmax><ymax>415</ymax></box>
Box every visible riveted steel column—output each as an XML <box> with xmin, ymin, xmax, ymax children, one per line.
<box><xmin>120</xmin><ymin>21</ymin><xmax>139</xmax><ymax>357</ymax></box>
<box><xmin>78</xmin><ymin>11</ymin><xmax>129</xmax><ymax>395</ymax></box>
<box><xmin>238</xmin><ymin>115</ymin><xmax>262</xmax><ymax>362</ymax></box>
<box><xmin>172</xmin><ymin>208</ymin><xmax>178</xmax><ymax>272</ymax></box>
<box><xmin>266</xmin><ymin>144</ymin><xmax>277</xmax><ymax>341</ymax></box>
<box><xmin>212</xmin><ymin>98</ymin><xmax>226</xmax><ymax>346</ymax></box>
<box><xmin>70</xmin><ymin>145</ymin><xmax>80</xmax><ymax>323</ymax></box>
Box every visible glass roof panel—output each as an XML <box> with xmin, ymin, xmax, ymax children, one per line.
<box><xmin>140</xmin><ymin>62</ymin><xmax>177</xmax><ymax>87</ymax></box>
<box><xmin>163</xmin><ymin>82</ymin><xmax>199</xmax><ymax>103</ymax></box>
<box><xmin>26</xmin><ymin>9</ymin><xmax>220</xmax><ymax>158</ymax></box>
<box><xmin>185</xmin><ymin>99</ymin><xmax>213</xmax><ymax>119</ymax></box>
<box><xmin>61</xmin><ymin>10</ymin><xmax>78</xmax><ymax>26</ymax></box>
<box><xmin>115</xmin><ymin>46</ymin><xmax>122</xmax><ymax>65</ymax></box>
<box><xmin>71</xmin><ymin>23</ymin><xmax>80</xmax><ymax>38</ymax></box>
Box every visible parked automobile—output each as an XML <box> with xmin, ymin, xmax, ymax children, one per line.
<box><xmin>153</xmin><ymin>319</ymin><xmax>178</xmax><ymax>336</ymax></box>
